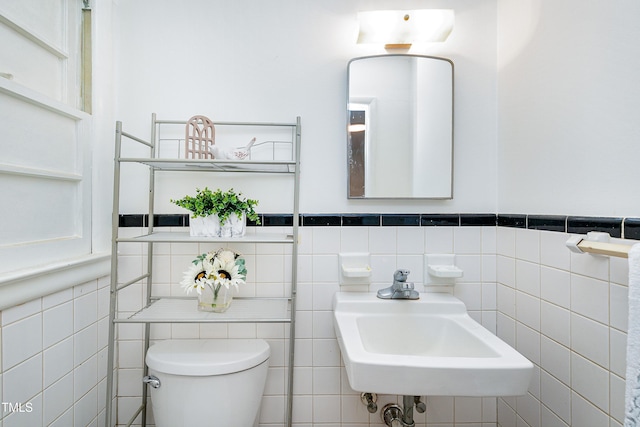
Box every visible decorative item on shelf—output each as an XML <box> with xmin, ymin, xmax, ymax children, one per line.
<box><xmin>184</xmin><ymin>114</ymin><xmax>256</xmax><ymax>161</ymax></box>
<box><xmin>171</xmin><ymin>187</ymin><xmax>260</xmax><ymax>237</ymax></box>
<box><xmin>185</xmin><ymin>115</ymin><xmax>215</xmax><ymax>159</ymax></box>
<box><xmin>210</xmin><ymin>137</ymin><xmax>257</xmax><ymax>160</ymax></box>
<box><xmin>180</xmin><ymin>248</ymin><xmax>247</xmax><ymax>312</ymax></box>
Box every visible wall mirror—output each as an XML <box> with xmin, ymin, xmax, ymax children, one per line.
<box><xmin>347</xmin><ymin>54</ymin><xmax>453</xmax><ymax>199</ymax></box>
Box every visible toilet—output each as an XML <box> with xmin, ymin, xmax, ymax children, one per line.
<box><xmin>144</xmin><ymin>338</ymin><xmax>270</xmax><ymax>427</ymax></box>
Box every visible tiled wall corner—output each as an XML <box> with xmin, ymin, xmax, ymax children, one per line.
<box><xmin>496</xmin><ymin>228</ymin><xmax>628</xmax><ymax>427</ymax></box>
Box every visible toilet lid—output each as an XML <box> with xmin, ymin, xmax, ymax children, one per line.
<box><xmin>145</xmin><ymin>339</ymin><xmax>270</xmax><ymax>376</ymax></box>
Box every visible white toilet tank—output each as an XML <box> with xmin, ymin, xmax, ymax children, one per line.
<box><xmin>145</xmin><ymin>339</ymin><xmax>270</xmax><ymax>427</ymax></box>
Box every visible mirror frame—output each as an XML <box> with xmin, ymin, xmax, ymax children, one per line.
<box><xmin>347</xmin><ymin>54</ymin><xmax>454</xmax><ymax>199</ymax></box>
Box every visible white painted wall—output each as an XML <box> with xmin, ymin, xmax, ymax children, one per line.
<box><xmin>113</xmin><ymin>0</ymin><xmax>498</xmax><ymax>214</ymax></box>
<box><xmin>497</xmin><ymin>0</ymin><xmax>640</xmax><ymax>217</ymax></box>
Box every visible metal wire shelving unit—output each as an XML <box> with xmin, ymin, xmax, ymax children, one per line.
<box><xmin>105</xmin><ymin>114</ymin><xmax>301</xmax><ymax>427</ymax></box>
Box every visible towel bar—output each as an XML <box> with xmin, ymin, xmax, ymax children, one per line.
<box><xmin>575</xmin><ymin>239</ymin><xmax>631</xmax><ymax>258</ymax></box>
<box><xmin>566</xmin><ymin>232</ymin><xmax>633</xmax><ymax>258</ymax></box>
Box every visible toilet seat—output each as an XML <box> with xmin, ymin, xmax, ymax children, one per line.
<box><xmin>146</xmin><ymin>339</ymin><xmax>270</xmax><ymax>376</ymax></box>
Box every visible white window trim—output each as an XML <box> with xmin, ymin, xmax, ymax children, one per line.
<box><xmin>0</xmin><ymin>1</ymin><xmax>115</xmax><ymax>310</ymax></box>
<box><xmin>0</xmin><ymin>57</ymin><xmax>108</xmax><ymax>307</ymax></box>
<box><xmin>0</xmin><ymin>77</ymin><xmax>109</xmax><ymax>308</ymax></box>
<box><xmin>0</xmin><ymin>76</ymin><xmax>93</xmax><ymax>260</ymax></box>
<box><xmin>0</xmin><ymin>74</ymin><xmax>85</xmax><ymax>123</ymax></box>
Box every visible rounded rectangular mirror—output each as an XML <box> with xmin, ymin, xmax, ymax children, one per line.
<box><xmin>347</xmin><ymin>54</ymin><xmax>454</xmax><ymax>199</ymax></box>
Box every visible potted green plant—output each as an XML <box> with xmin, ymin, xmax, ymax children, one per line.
<box><xmin>171</xmin><ymin>187</ymin><xmax>260</xmax><ymax>237</ymax></box>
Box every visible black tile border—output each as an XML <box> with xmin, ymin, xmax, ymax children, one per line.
<box><xmin>528</xmin><ymin>215</ymin><xmax>567</xmax><ymax>232</ymax></box>
<box><xmin>567</xmin><ymin>216</ymin><xmax>623</xmax><ymax>239</ymax></box>
<box><xmin>119</xmin><ymin>214</ymin><xmax>146</xmax><ymax>228</ymax></box>
<box><xmin>302</xmin><ymin>215</ymin><xmax>342</xmax><ymax>227</ymax></box>
<box><xmin>118</xmin><ymin>213</ymin><xmax>640</xmax><ymax>241</ymax></box>
<box><xmin>625</xmin><ymin>218</ymin><xmax>640</xmax><ymax>241</ymax></box>
<box><xmin>262</xmin><ymin>214</ymin><xmax>295</xmax><ymax>227</ymax></box>
<box><xmin>154</xmin><ymin>214</ymin><xmax>186</xmax><ymax>227</ymax></box>
<box><xmin>497</xmin><ymin>214</ymin><xmax>526</xmax><ymax>228</ymax></box>
<box><xmin>381</xmin><ymin>214</ymin><xmax>420</xmax><ymax>226</ymax></box>
<box><xmin>421</xmin><ymin>214</ymin><xmax>460</xmax><ymax>227</ymax></box>
<box><xmin>342</xmin><ymin>214</ymin><xmax>381</xmax><ymax>227</ymax></box>
<box><xmin>460</xmin><ymin>214</ymin><xmax>496</xmax><ymax>227</ymax></box>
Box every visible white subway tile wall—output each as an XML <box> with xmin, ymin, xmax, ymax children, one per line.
<box><xmin>0</xmin><ymin>225</ymin><xmax>630</xmax><ymax>427</ymax></box>
<box><xmin>497</xmin><ymin>228</ymin><xmax>628</xmax><ymax>427</ymax></box>
<box><xmin>113</xmin><ymin>225</ymin><xmax>630</xmax><ymax>426</ymax></box>
<box><xmin>0</xmin><ymin>277</ymin><xmax>110</xmax><ymax>427</ymax></box>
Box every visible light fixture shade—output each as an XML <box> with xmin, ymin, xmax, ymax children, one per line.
<box><xmin>357</xmin><ymin>9</ymin><xmax>454</xmax><ymax>45</ymax></box>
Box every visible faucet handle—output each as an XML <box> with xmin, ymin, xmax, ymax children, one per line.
<box><xmin>401</xmin><ymin>281</ymin><xmax>415</xmax><ymax>298</ymax></box>
<box><xmin>400</xmin><ymin>281</ymin><xmax>414</xmax><ymax>290</ymax></box>
<box><xmin>393</xmin><ymin>269</ymin><xmax>410</xmax><ymax>282</ymax></box>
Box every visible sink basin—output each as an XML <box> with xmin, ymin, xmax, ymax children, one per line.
<box><xmin>333</xmin><ymin>292</ymin><xmax>533</xmax><ymax>396</ymax></box>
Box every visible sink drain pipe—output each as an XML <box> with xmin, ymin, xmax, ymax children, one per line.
<box><xmin>381</xmin><ymin>404</ymin><xmax>405</xmax><ymax>427</ymax></box>
<box><xmin>380</xmin><ymin>396</ymin><xmax>426</xmax><ymax>427</ymax></box>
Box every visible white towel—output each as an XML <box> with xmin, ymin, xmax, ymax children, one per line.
<box><xmin>625</xmin><ymin>243</ymin><xmax>640</xmax><ymax>426</ymax></box>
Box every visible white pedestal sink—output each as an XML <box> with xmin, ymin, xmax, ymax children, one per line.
<box><xmin>333</xmin><ymin>292</ymin><xmax>533</xmax><ymax>396</ymax></box>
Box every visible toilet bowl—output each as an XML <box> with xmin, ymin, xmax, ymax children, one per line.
<box><xmin>145</xmin><ymin>339</ymin><xmax>270</xmax><ymax>427</ymax></box>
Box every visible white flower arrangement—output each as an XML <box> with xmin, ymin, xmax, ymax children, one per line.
<box><xmin>180</xmin><ymin>248</ymin><xmax>247</xmax><ymax>298</ymax></box>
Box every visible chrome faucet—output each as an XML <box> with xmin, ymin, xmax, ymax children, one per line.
<box><xmin>376</xmin><ymin>269</ymin><xmax>419</xmax><ymax>300</ymax></box>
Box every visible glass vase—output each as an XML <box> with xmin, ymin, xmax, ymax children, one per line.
<box><xmin>197</xmin><ymin>285</ymin><xmax>233</xmax><ymax>313</ymax></box>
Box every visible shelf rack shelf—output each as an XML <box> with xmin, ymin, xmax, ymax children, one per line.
<box><xmin>105</xmin><ymin>114</ymin><xmax>301</xmax><ymax>427</ymax></box>
<box><xmin>118</xmin><ymin>157</ymin><xmax>297</xmax><ymax>173</ymax></box>
<box><xmin>117</xmin><ymin>231</ymin><xmax>294</xmax><ymax>244</ymax></box>
<box><xmin>117</xmin><ymin>297</ymin><xmax>291</xmax><ymax>324</ymax></box>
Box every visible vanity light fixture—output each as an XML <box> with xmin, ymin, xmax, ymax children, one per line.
<box><xmin>357</xmin><ymin>9</ymin><xmax>454</xmax><ymax>49</ymax></box>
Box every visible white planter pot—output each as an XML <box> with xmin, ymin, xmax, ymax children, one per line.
<box><xmin>189</xmin><ymin>213</ymin><xmax>246</xmax><ymax>237</ymax></box>
<box><xmin>220</xmin><ymin>212</ymin><xmax>246</xmax><ymax>238</ymax></box>
<box><xmin>189</xmin><ymin>215</ymin><xmax>221</xmax><ymax>237</ymax></box>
